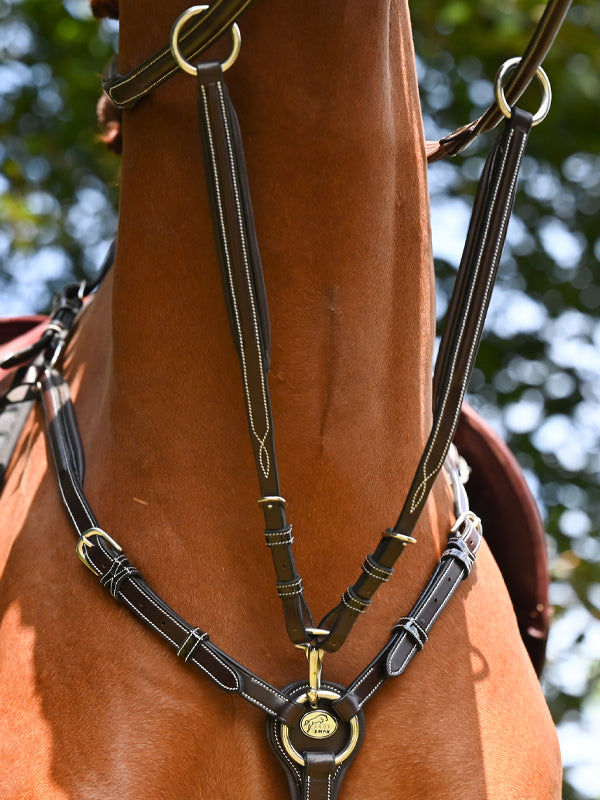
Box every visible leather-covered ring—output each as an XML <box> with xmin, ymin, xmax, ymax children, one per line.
<box><xmin>494</xmin><ymin>57</ymin><xmax>552</xmax><ymax>127</ymax></box>
<box><xmin>171</xmin><ymin>5</ymin><xmax>241</xmax><ymax>75</ymax></box>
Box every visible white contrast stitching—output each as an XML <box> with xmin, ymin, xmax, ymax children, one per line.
<box><xmin>272</xmin><ymin>722</ymin><xmax>302</xmax><ymax>781</ymax></box>
<box><xmin>45</xmin><ymin>376</ymin><xmax>95</xmax><ymax>534</ymax></box>
<box><xmin>410</xmin><ymin>129</ymin><xmax>524</xmax><ymax>512</ymax></box>
<box><xmin>200</xmin><ymin>83</ymin><xmax>271</xmax><ymax>478</ymax></box>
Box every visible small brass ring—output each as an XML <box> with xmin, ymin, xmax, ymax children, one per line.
<box><xmin>170</xmin><ymin>5</ymin><xmax>241</xmax><ymax>76</ymax></box>
<box><xmin>494</xmin><ymin>57</ymin><xmax>552</xmax><ymax>127</ymax></box>
<box><xmin>280</xmin><ymin>690</ymin><xmax>360</xmax><ymax>767</ymax></box>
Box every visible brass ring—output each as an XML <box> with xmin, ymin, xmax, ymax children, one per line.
<box><xmin>494</xmin><ymin>57</ymin><xmax>552</xmax><ymax>127</ymax></box>
<box><xmin>280</xmin><ymin>690</ymin><xmax>360</xmax><ymax>767</ymax></box>
<box><xmin>170</xmin><ymin>5</ymin><xmax>241</xmax><ymax>75</ymax></box>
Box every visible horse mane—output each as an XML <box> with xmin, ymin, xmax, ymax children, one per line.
<box><xmin>90</xmin><ymin>0</ymin><xmax>122</xmax><ymax>152</ymax></box>
<box><xmin>97</xmin><ymin>92</ymin><xmax>122</xmax><ymax>153</ymax></box>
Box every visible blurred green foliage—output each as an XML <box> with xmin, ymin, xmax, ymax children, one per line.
<box><xmin>1</xmin><ymin>1</ymin><xmax>600</xmax><ymax>797</ymax></box>
<box><xmin>0</xmin><ymin>0</ymin><xmax>119</xmax><ymax>309</ymax></box>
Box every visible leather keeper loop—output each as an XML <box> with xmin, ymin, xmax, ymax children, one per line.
<box><xmin>443</xmin><ymin>536</ymin><xmax>476</xmax><ymax>577</ymax></box>
<box><xmin>392</xmin><ymin>616</ymin><xmax>428</xmax><ymax>650</ymax></box>
<box><xmin>265</xmin><ymin>525</ymin><xmax>294</xmax><ymax>547</ymax></box>
<box><xmin>99</xmin><ymin>553</ymin><xmax>143</xmax><ymax>599</ymax></box>
<box><xmin>341</xmin><ymin>587</ymin><xmax>370</xmax><ymax>615</ymax></box>
<box><xmin>361</xmin><ymin>554</ymin><xmax>393</xmax><ymax>583</ymax></box>
<box><xmin>331</xmin><ymin>691</ymin><xmax>362</xmax><ymax>723</ymax></box>
<box><xmin>277</xmin><ymin>577</ymin><xmax>304</xmax><ymax>598</ymax></box>
<box><xmin>177</xmin><ymin>627</ymin><xmax>209</xmax><ymax>662</ymax></box>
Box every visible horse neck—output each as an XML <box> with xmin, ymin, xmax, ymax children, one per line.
<box><xmin>104</xmin><ymin>0</ymin><xmax>432</xmax><ymax>438</ymax></box>
<box><xmin>74</xmin><ymin>2</ymin><xmax>443</xmax><ymax>594</ymax></box>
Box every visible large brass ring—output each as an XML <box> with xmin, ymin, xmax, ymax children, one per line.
<box><xmin>170</xmin><ymin>5</ymin><xmax>241</xmax><ymax>75</ymax></box>
<box><xmin>280</xmin><ymin>689</ymin><xmax>360</xmax><ymax>767</ymax></box>
<box><xmin>494</xmin><ymin>57</ymin><xmax>552</xmax><ymax>127</ymax></box>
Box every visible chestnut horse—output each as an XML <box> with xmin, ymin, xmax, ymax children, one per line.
<box><xmin>0</xmin><ymin>1</ymin><xmax>561</xmax><ymax>797</ymax></box>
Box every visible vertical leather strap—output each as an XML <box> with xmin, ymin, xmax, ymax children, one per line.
<box><xmin>195</xmin><ymin>62</ymin><xmax>312</xmax><ymax>645</ymax></box>
<box><xmin>303</xmin><ymin>752</ymin><xmax>336</xmax><ymax>800</ymax></box>
<box><xmin>317</xmin><ymin>109</ymin><xmax>533</xmax><ymax>653</ymax></box>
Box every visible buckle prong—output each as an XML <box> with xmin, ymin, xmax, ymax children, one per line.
<box><xmin>76</xmin><ymin>527</ymin><xmax>123</xmax><ymax>575</ymax></box>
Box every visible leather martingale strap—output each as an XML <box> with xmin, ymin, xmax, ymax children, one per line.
<box><xmin>317</xmin><ymin>108</ymin><xmax>533</xmax><ymax>654</ymax></box>
<box><xmin>195</xmin><ymin>60</ymin><xmax>313</xmax><ymax>646</ymax></box>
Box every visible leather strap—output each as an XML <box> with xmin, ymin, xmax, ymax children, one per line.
<box><xmin>0</xmin><ymin>395</ymin><xmax>35</xmax><ymax>486</ymax></box>
<box><xmin>332</xmin><ymin>460</ymin><xmax>481</xmax><ymax>721</ymax></box>
<box><xmin>266</xmin><ymin>681</ymin><xmax>367</xmax><ymax>800</ymax></box>
<box><xmin>101</xmin><ymin>0</ymin><xmax>570</xmax><ymax>166</ymax></box>
<box><xmin>194</xmin><ymin>64</ymin><xmax>530</xmax><ymax>656</ymax></box>
<box><xmin>425</xmin><ymin>0</ymin><xmax>571</xmax><ymax>161</ymax></box>
<box><xmin>195</xmin><ymin>61</ymin><xmax>312</xmax><ymax>645</ymax></box>
<box><xmin>303</xmin><ymin>752</ymin><xmax>337</xmax><ymax>800</ymax></box>
<box><xmin>103</xmin><ymin>0</ymin><xmax>256</xmax><ymax>108</ymax></box>
<box><xmin>39</xmin><ymin>364</ymin><xmax>306</xmax><ymax>727</ymax></box>
<box><xmin>317</xmin><ymin>108</ymin><xmax>532</xmax><ymax>653</ymax></box>
<box><xmin>32</xmin><ymin>356</ymin><xmax>477</xmax><ymax>800</ymax></box>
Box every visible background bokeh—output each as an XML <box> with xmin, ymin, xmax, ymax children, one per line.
<box><xmin>1</xmin><ymin>1</ymin><xmax>599</xmax><ymax>796</ymax></box>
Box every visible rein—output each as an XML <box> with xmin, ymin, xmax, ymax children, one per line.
<box><xmin>0</xmin><ymin>4</ymin><xmax>568</xmax><ymax>798</ymax></box>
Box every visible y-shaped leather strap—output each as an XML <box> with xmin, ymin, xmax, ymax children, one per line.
<box><xmin>193</xmin><ymin>59</ymin><xmax>529</xmax><ymax>657</ymax></box>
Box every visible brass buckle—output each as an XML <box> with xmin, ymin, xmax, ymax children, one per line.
<box><xmin>76</xmin><ymin>527</ymin><xmax>123</xmax><ymax>575</ymax></box>
<box><xmin>450</xmin><ymin>511</ymin><xmax>482</xmax><ymax>539</ymax></box>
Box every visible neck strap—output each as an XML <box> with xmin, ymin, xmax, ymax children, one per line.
<box><xmin>103</xmin><ymin>0</ymin><xmax>255</xmax><ymax>108</ymax></box>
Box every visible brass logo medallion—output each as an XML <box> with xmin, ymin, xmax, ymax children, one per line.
<box><xmin>300</xmin><ymin>710</ymin><xmax>338</xmax><ymax>740</ymax></box>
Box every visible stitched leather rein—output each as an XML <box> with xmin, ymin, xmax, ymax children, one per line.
<box><xmin>0</xmin><ymin>6</ymin><xmax>565</xmax><ymax>798</ymax></box>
